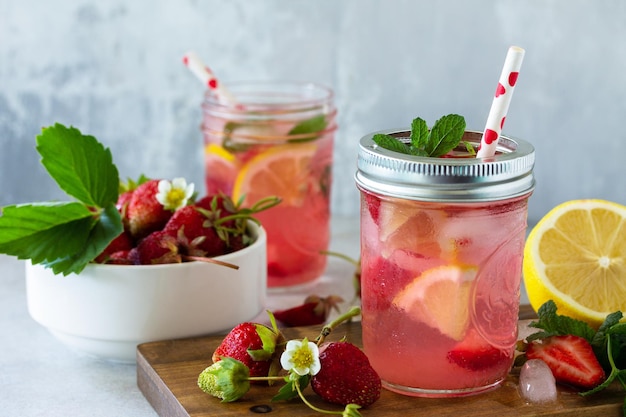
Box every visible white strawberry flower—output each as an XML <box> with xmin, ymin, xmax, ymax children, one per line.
<box><xmin>280</xmin><ymin>338</ymin><xmax>321</xmax><ymax>376</ymax></box>
<box><xmin>156</xmin><ymin>178</ymin><xmax>194</xmax><ymax>211</ymax></box>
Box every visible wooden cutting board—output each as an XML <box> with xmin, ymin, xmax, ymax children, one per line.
<box><xmin>137</xmin><ymin>306</ymin><xmax>624</xmax><ymax>417</ymax></box>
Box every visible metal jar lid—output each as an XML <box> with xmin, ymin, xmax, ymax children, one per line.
<box><xmin>355</xmin><ymin>130</ymin><xmax>535</xmax><ymax>202</ymax></box>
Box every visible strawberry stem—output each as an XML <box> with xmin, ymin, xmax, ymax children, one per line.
<box><xmin>247</xmin><ymin>376</ymin><xmax>285</xmax><ymax>382</ymax></box>
<box><xmin>182</xmin><ymin>255</ymin><xmax>239</xmax><ymax>270</ymax></box>
<box><xmin>216</xmin><ymin>196</ymin><xmax>282</xmax><ymax>227</ymax></box>
<box><xmin>293</xmin><ymin>377</ymin><xmax>362</xmax><ymax>416</ymax></box>
<box><xmin>321</xmin><ymin>250</ymin><xmax>359</xmax><ymax>266</ymax></box>
<box><xmin>315</xmin><ymin>306</ymin><xmax>361</xmax><ymax>346</ymax></box>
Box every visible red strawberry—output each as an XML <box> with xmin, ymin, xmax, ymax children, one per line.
<box><xmin>525</xmin><ymin>335</ymin><xmax>605</xmax><ymax>389</ymax></box>
<box><xmin>273</xmin><ymin>295</ymin><xmax>343</xmax><ymax>327</ymax></box>
<box><xmin>187</xmin><ymin>193</ymin><xmax>272</xmax><ymax>255</ymax></box>
<box><xmin>163</xmin><ymin>205</ymin><xmax>229</xmax><ymax>257</ymax></box>
<box><xmin>126</xmin><ymin>179</ymin><xmax>174</xmax><ymax>240</ymax></box>
<box><xmin>195</xmin><ymin>193</ymin><xmax>237</xmax><ymax>225</ymax></box>
<box><xmin>105</xmin><ymin>250</ymin><xmax>134</xmax><ymax>265</ymax></box>
<box><xmin>311</xmin><ymin>341</ymin><xmax>381</xmax><ymax>407</ymax></box>
<box><xmin>131</xmin><ymin>230</ymin><xmax>181</xmax><ymax>265</ymax></box>
<box><xmin>116</xmin><ymin>190</ymin><xmax>134</xmax><ymax>219</ymax></box>
<box><xmin>94</xmin><ymin>231</ymin><xmax>134</xmax><ymax>263</ymax></box>
<box><xmin>212</xmin><ymin>321</ymin><xmax>283</xmax><ymax>381</ymax></box>
<box><xmin>447</xmin><ymin>330</ymin><xmax>512</xmax><ymax>371</ymax></box>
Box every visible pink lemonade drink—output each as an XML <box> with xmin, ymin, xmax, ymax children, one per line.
<box><xmin>355</xmin><ymin>130</ymin><xmax>535</xmax><ymax>397</ymax></box>
<box><xmin>201</xmin><ymin>82</ymin><xmax>337</xmax><ymax>288</ymax></box>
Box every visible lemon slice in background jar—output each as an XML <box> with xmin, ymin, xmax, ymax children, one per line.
<box><xmin>523</xmin><ymin>199</ymin><xmax>626</xmax><ymax>327</ymax></box>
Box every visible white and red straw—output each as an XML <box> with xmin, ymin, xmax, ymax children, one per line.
<box><xmin>476</xmin><ymin>46</ymin><xmax>525</xmax><ymax>158</ymax></box>
<box><xmin>182</xmin><ymin>51</ymin><xmax>236</xmax><ymax>103</ymax></box>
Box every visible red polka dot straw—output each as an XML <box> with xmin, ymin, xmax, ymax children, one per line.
<box><xmin>476</xmin><ymin>46</ymin><xmax>525</xmax><ymax>158</ymax></box>
<box><xmin>182</xmin><ymin>51</ymin><xmax>236</xmax><ymax>104</ymax></box>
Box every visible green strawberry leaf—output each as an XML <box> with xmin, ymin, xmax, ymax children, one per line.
<box><xmin>0</xmin><ymin>202</ymin><xmax>123</xmax><ymax>275</ymax></box>
<box><xmin>271</xmin><ymin>374</ymin><xmax>310</xmax><ymax>402</ymax></box>
<box><xmin>0</xmin><ymin>202</ymin><xmax>96</xmax><ymax>264</ymax></box>
<box><xmin>0</xmin><ymin>124</ymin><xmax>124</xmax><ymax>275</ymax></box>
<box><xmin>42</xmin><ymin>204</ymin><xmax>123</xmax><ymax>275</ymax></box>
<box><xmin>36</xmin><ymin>123</ymin><xmax>119</xmax><ymax>207</ymax></box>
<box><xmin>425</xmin><ymin>114</ymin><xmax>466</xmax><ymax>157</ymax></box>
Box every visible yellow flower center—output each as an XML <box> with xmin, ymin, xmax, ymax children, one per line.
<box><xmin>291</xmin><ymin>346</ymin><xmax>314</xmax><ymax>368</ymax></box>
<box><xmin>167</xmin><ymin>188</ymin><xmax>186</xmax><ymax>207</ymax></box>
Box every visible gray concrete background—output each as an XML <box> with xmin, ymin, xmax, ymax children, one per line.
<box><xmin>1</xmin><ymin>0</ymin><xmax>625</xmax><ymax>225</ymax></box>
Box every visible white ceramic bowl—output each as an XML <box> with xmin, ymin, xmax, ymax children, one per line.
<box><xmin>25</xmin><ymin>223</ymin><xmax>267</xmax><ymax>363</ymax></box>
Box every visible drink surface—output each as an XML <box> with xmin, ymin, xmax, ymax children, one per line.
<box><xmin>202</xmin><ymin>86</ymin><xmax>335</xmax><ymax>287</ymax></box>
<box><xmin>359</xmin><ymin>191</ymin><xmax>529</xmax><ymax>395</ymax></box>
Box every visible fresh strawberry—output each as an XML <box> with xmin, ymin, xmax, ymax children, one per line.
<box><xmin>126</xmin><ymin>179</ymin><xmax>174</xmax><ymax>240</ymax></box>
<box><xmin>131</xmin><ymin>230</ymin><xmax>181</xmax><ymax>265</ymax></box>
<box><xmin>447</xmin><ymin>330</ymin><xmax>511</xmax><ymax>371</ymax></box>
<box><xmin>525</xmin><ymin>335</ymin><xmax>605</xmax><ymax>389</ymax></box>
<box><xmin>117</xmin><ymin>175</ymin><xmax>151</xmax><ymax>221</ymax></box>
<box><xmin>101</xmin><ymin>250</ymin><xmax>134</xmax><ymax>265</ymax></box>
<box><xmin>273</xmin><ymin>295</ymin><xmax>343</xmax><ymax>327</ymax></box>
<box><xmin>311</xmin><ymin>341</ymin><xmax>381</xmax><ymax>407</ymax></box>
<box><xmin>163</xmin><ymin>205</ymin><xmax>230</xmax><ymax>257</ymax></box>
<box><xmin>178</xmin><ymin>193</ymin><xmax>274</xmax><ymax>255</ymax></box>
<box><xmin>212</xmin><ymin>320</ymin><xmax>283</xmax><ymax>381</ymax></box>
<box><xmin>195</xmin><ymin>193</ymin><xmax>237</xmax><ymax>227</ymax></box>
<box><xmin>116</xmin><ymin>190</ymin><xmax>134</xmax><ymax>218</ymax></box>
<box><xmin>94</xmin><ymin>231</ymin><xmax>134</xmax><ymax>263</ymax></box>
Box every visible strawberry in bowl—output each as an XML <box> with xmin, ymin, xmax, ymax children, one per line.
<box><xmin>0</xmin><ymin>124</ymin><xmax>277</xmax><ymax>362</ymax></box>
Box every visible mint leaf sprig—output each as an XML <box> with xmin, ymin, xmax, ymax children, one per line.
<box><xmin>372</xmin><ymin>114</ymin><xmax>472</xmax><ymax>157</ymax></box>
<box><xmin>525</xmin><ymin>300</ymin><xmax>626</xmax><ymax>415</ymax></box>
<box><xmin>0</xmin><ymin>124</ymin><xmax>122</xmax><ymax>276</ymax></box>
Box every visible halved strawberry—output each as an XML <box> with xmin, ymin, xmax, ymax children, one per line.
<box><xmin>447</xmin><ymin>330</ymin><xmax>511</xmax><ymax>371</ymax></box>
<box><xmin>525</xmin><ymin>335</ymin><xmax>605</xmax><ymax>389</ymax></box>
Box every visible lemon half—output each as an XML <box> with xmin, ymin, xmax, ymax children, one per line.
<box><xmin>523</xmin><ymin>199</ymin><xmax>626</xmax><ymax>327</ymax></box>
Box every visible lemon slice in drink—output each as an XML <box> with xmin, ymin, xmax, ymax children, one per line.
<box><xmin>232</xmin><ymin>143</ymin><xmax>317</xmax><ymax>207</ymax></box>
<box><xmin>205</xmin><ymin>143</ymin><xmax>236</xmax><ymax>162</ymax></box>
<box><xmin>393</xmin><ymin>265</ymin><xmax>477</xmax><ymax>341</ymax></box>
<box><xmin>523</xmin><ymin>199</ymin><xmax>626</xmax><ymax>327</ymax></box>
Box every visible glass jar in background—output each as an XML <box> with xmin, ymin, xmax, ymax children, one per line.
<box><xmin>355</xmin><ymin>130</ymin><xmax>535</xmax><ymax>397</ymax></box>
<box><xmin>201</xmin><ymin>82</ymin><xmax>337</xmax><ymax>288</ymax></box>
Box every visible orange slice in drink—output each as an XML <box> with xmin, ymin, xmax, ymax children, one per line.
<box><xmin>393</xmin><ymin>265</ymin><xmax>477</xmax><ymax>341</ymax></box>
<box><xmin>232</xmin><ymin>143</ymin><xmax>318</xmax><ymax>207</ymax></box>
